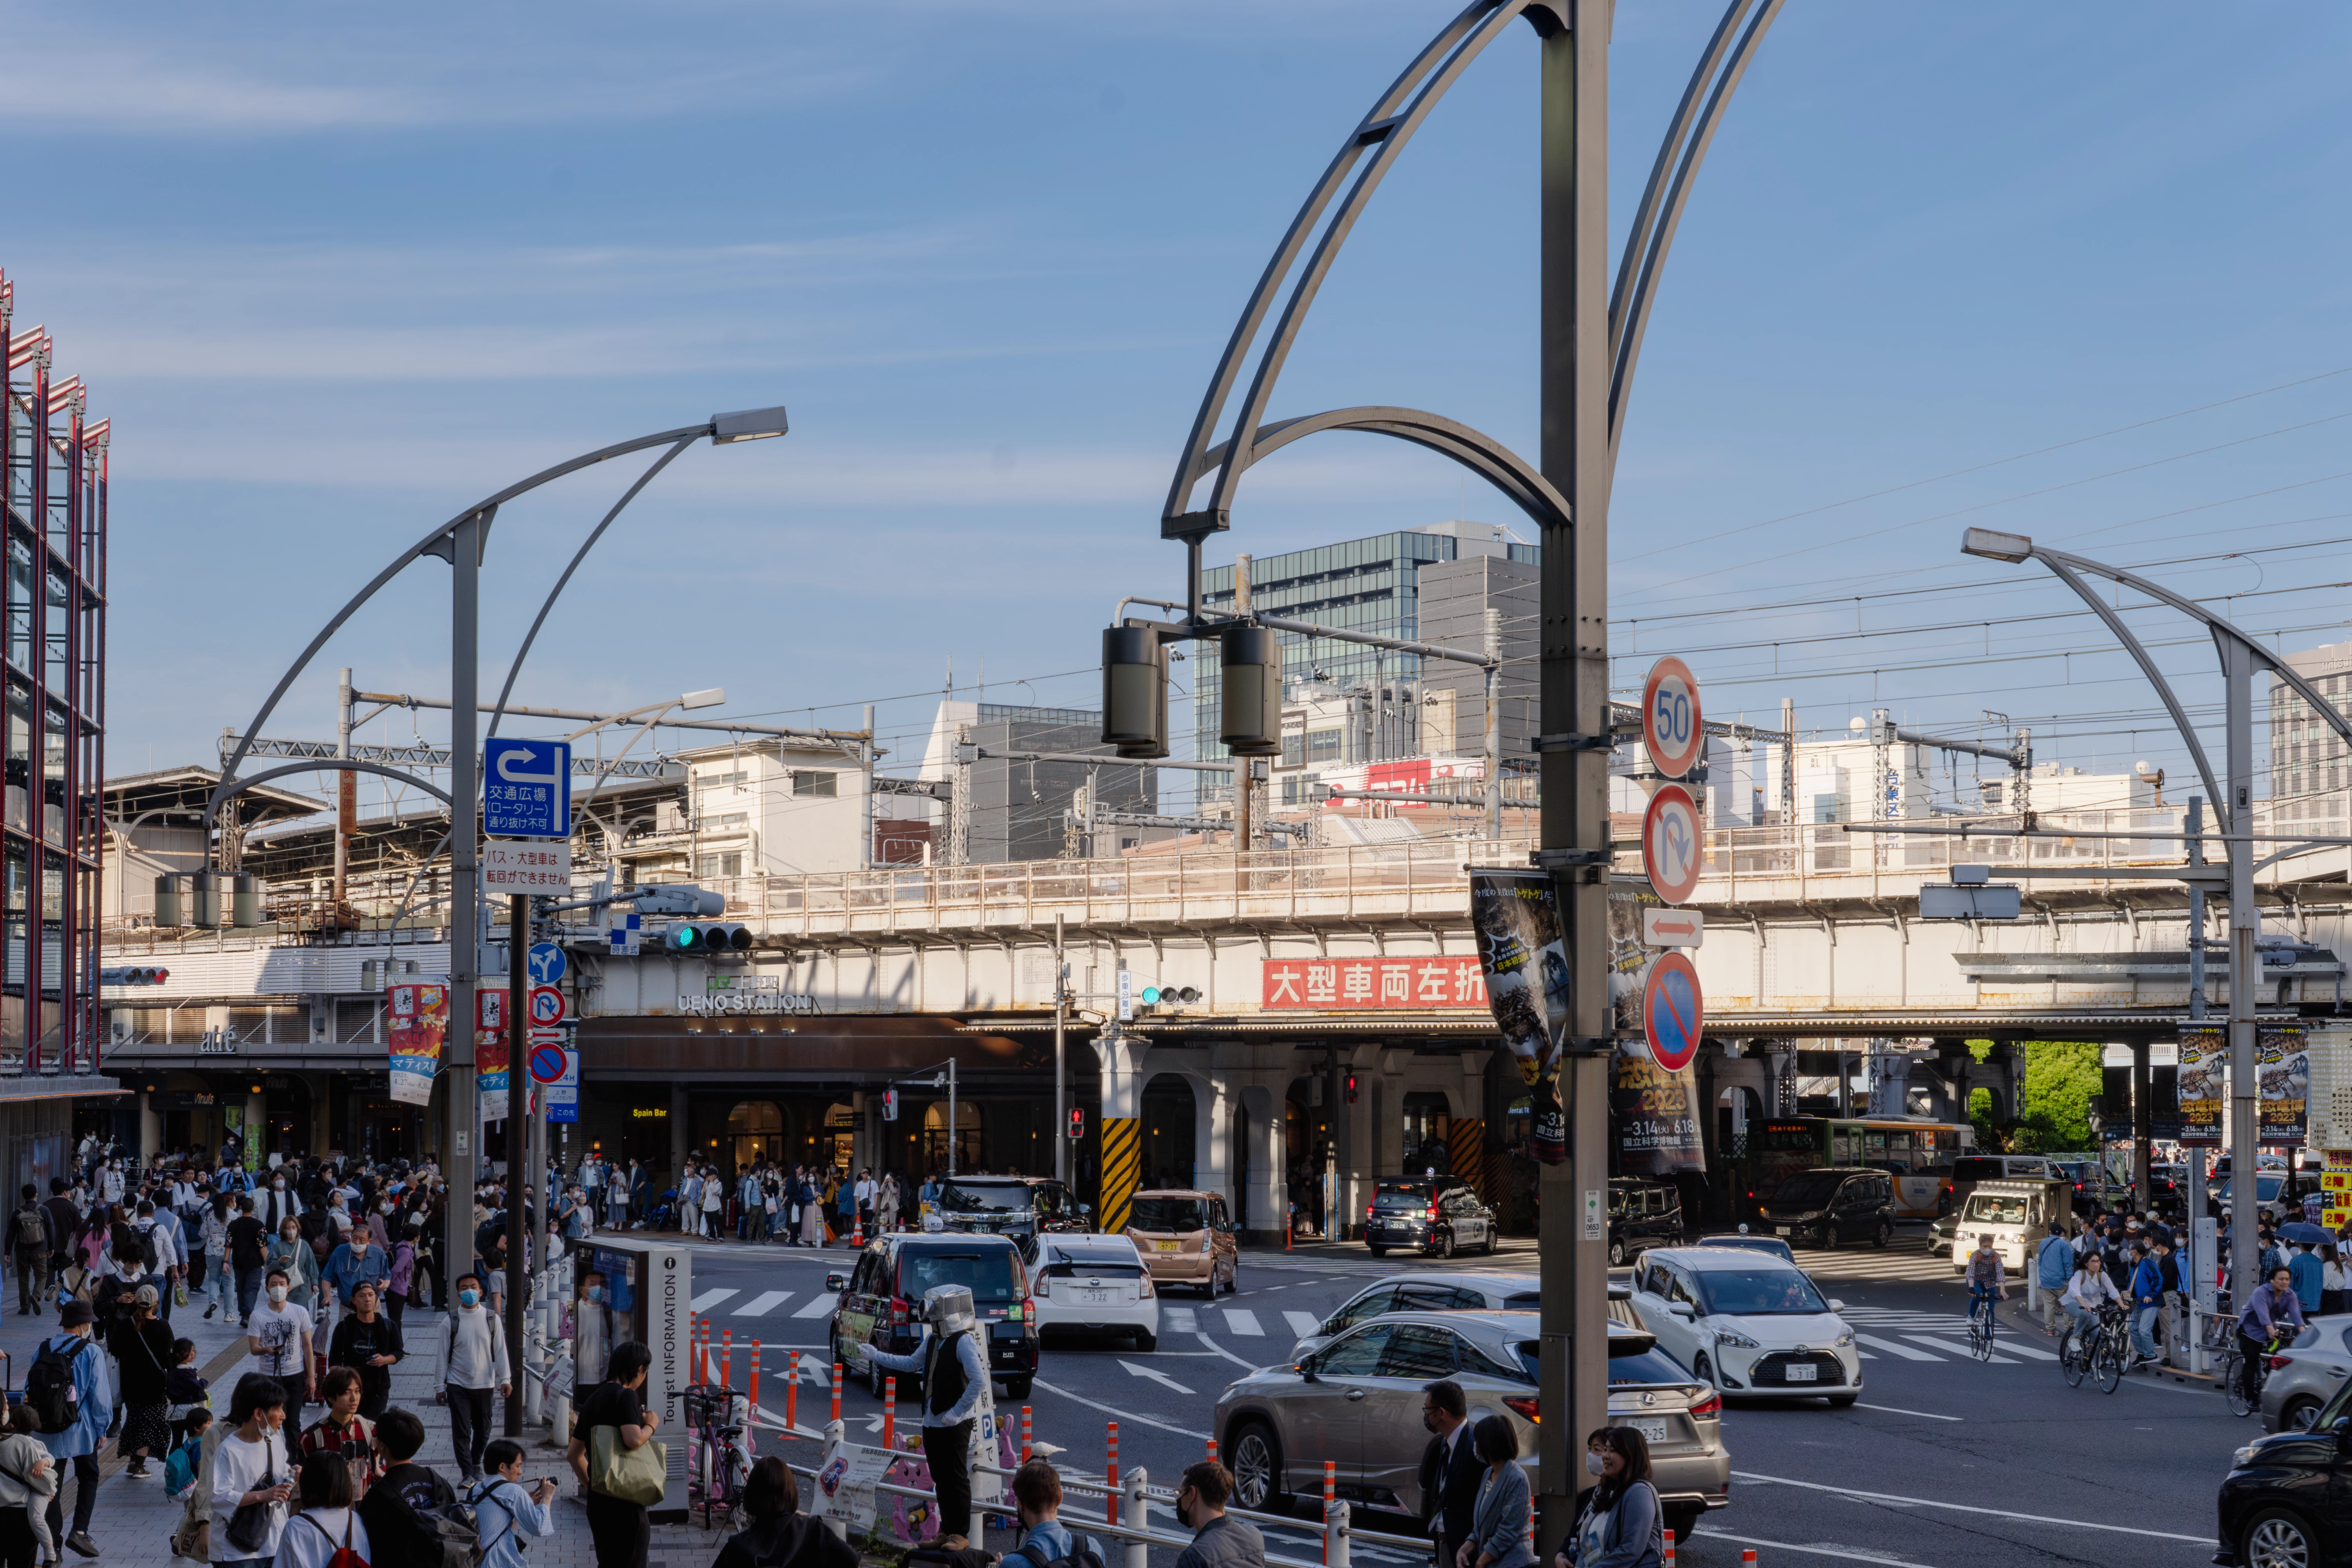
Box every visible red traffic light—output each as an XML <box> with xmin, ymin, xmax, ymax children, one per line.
<box><xmin>1068</xmin><ymin>1107</ymin><xmax>1085</xmax><ymax>1140</ymax></box>
<box><xmin>1345</xmin><ymin>1072</ymin><xmax>1359</xmax><ymax>1105</ymax></box>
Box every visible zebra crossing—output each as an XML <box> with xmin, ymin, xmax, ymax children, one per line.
<box><xmin>1835</xmin><ymin>1305</ymin><xmax>2060</xmax><ymax>1366</ymax></box>
<box><xmin>685</xmin><ymin>1286</ymin><xmax>834</xmax><ymax>1319</ymax></box>
<box><xmin>1779</xmin><ymin>1245</ymin><xmax>1964</xmax><ymax>1285</ymax></box>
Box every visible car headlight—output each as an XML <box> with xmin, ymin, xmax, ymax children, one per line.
<box><xmin>1833</xmin><ymin>1330</ymin><xmax>1855</xmax><ymax>1350</ymax></box>
<box><xmin>1713</xmin><ymin>1327</ymin><xmax>1761</xmax><ymax>1350</ymax></box>
<box><xmin>2234</xmin><ymin>1443</ymin><xmax>2259</xmax><ymax>1469</ymax></box>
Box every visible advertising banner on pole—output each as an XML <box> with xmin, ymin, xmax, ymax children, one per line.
<box><xmin>387</xmin><ymin>981</ymin><xmax>447</xmax><ymax>1107</ymax></box>
<box><xmin>477</xmin><ymin>988</ymin><xmax>510</xmax><ymax>1123</ymax></box>
<box><xmin>2323</xmin><ymin>1152</ymin><xmax>2352</xmax><ymax>1232</ymax></box>
<box><xmin>1469</xmin><ymin>868</ymin><xmax>1570</xmax><ymax>1164</ymax></box>
<box><xmin>2259</xmin><ymin>1023</ymin><xmax>2309</xmax><ymax>1146</ymax></box>
<box><xmin>1613</xmin><ymin>1043</ymin><xmax>1704</xmax><ymax>1175</ymax></box>
<box><xmin>2176</xmin><ymin>1023</ymin><xmax>2224</xmax><ymax>1146</ymax></box>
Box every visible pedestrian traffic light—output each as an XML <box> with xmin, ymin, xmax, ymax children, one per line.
<box><xmin>883</xmin><ymin>1089</ymin><xmax>900</xmax><ymax>1122</ymax></box>
<box><xmin>1345</xmin><ymin>1071</ymin><xmax>1359</xmax><ymax>1105</ymax></box>
<box><xmin>1068</xmin><ymin>1107</ymin><xmax>1085</xmax><ymax>1140</ymax></box>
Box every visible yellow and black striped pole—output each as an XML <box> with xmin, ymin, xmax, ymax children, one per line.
<box><xmin>1100</xmin><ymin>1116</ymin><xmax>1142</xmax><ymax>1232</ymax></box>
<box><xmin>1449</xmin><ymin>1117</ymin><xmax>1487</xmax><ymax>1198</ymax></box>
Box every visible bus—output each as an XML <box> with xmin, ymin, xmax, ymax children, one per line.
<box><xmin>1752</xmin><ymin>1116</ymin><xmax>1976</xmax><ymax>1220</ymax></box>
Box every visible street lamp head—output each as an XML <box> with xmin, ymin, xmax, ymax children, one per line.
<box><xmin>710</xmin><ymin>405</ymin><xmax>790</xmax><ymax>444</ymax></box>
<box><xmin>679</xmin><ymin>688</ymin><xmax>726</xmax><ymax>711</ymax></box>
<box><xmin>1960</xmin><ymin>527</ymin><xmax>2033</xmax><ymax>563</ymax></box>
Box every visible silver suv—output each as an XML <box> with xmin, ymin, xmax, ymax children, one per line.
<box><xmin>1212</xmin><ymin>1310</ymin><xmax>1728</xmax><ymax>1546</ymax></box>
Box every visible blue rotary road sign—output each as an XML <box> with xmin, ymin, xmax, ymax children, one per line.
<box><xmin>483</xmin><ymin>738</ymin><xmax>571</xmax><ymax>839</ymax></box>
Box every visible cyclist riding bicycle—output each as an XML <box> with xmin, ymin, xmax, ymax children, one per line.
<box><xmin>2237</xmin><ymin>1263</ymin><xmax>2307</xmax><ymax>1408</ymax></box>
<box><xmin>1966</xmin><ymin>1232</ymin><xmax>2008</xmax><ymax>1330</ymax></box>
<box><xmin>2061</xmin><ymin>1252</ymin><xmax>2122</xmax><ymax>1346</ymax></box>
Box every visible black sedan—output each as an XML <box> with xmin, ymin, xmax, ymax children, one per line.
<box><xmin>2215</xmin><ymin>1376</ymin><xmax>2352</xmax><ymax>1566</ymax></box>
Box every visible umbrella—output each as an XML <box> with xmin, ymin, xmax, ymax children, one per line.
<box><xmin>2278</xmin><ymin>1221</ymin><xmax>2329</xmax><ymax>1245</ymax></box>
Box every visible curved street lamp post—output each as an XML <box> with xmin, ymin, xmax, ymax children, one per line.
<box><xmin>203</xmin><ymin>405</ymin><xmax>788</xmax><ymax>1345</ymax></box>
<box><xmin>1960</xmin><ymin>526</ymin><xmax>2352</xmax><ymax>1315</ymax></box>
<box><xmin>1120</xmin><ymin>0</ymin><xmax>1784</xmax><ymax>1535</ymax></box>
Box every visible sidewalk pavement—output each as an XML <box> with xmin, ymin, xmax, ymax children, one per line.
<box><xmin>0</xmin><ymin>1272</ymin><xmax>934</xmax><ymax>1568</ymax></box>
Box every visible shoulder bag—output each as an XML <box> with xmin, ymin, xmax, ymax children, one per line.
<box><xmin>587</xmin><ymin>1422</ymin><xmax>666</xmax><ymax>1507</ymax></box>
<box><xmin>225</xmin><ymin>1434</ymin><xmax>282</xmax><ymax>1555</ymax></box>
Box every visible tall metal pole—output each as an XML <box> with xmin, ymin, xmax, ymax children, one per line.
<box><xmin>505</xmin><ymin>892</ymin><xmax>528</xmax><ymax>1436</ymax></box>
<box><xmin>947</xmin><ymin>1059</ymin><xmax>958</xmax><ymax>1179</ymax></box>
<box><xmin>447</xmin><ymin>510</ymin><xmax>481</xmax><ymax>1255</ymax></box>
<box><xmin>1483</xmin><ymin>607</ymin><xmax>1503</xmax><ymax>840</ymax></box>
<box><xmin>1536</xmin><ymin>1</ymin><xmax>1612</xmax><ymax>1546</ymax></box>
<box><xmin>1234</xmin><ymin>555</ymin><xmax>1254</xmax><ymax>853</ymax></box>
<box><xmin>334</xmin><ymin>668</ymin><xmax>352</xmax><ymax>910</ymax></box>
<box><xmin>2225</xmin><ymin>639</ymin><xmax>2259</xmax><ymax>1310</ymax></box>
<box><xmin>2187</xmin><ymin>797</ymin><xmax>2207</xmax><ymax>1020</ymax></box>
<box><xmin>1053</xmin><ymin>913</ymin><xmax>1068</xmax><ymax>1185</ymax></box>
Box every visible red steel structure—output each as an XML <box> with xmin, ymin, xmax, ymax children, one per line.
<box><xmin>0</xmin><ymin>270</ymin><xmax>107</xmax><ymax>1078</ymax></box>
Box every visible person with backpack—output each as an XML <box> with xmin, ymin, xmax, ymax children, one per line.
<box><xmin>211</xmin><ymin>1377</ymin><xmax>296</xmax><ymax>1568</ymax></box>
<box><xmin>1554</xmin><ymin>1426</ymin><xmax>1662</xmax><ymax>1568</ymax></box>
<box><xmin>354</xmin><ymin>1407</ymin><xmax>459</xmax><ymax>1568</ymax></box>
<box><xmin>134</xmin><ymin>1200</ymin><xmax>183</xmax><ymax>1326</ymax></box>
<box><xmin>109</xmin><ymin>1285</ymin><xmax>176</xmax><ymax>1478</ymax></box>
<box><xmin>163</xmin><ymin>1408</ymin><xmax>212</xmax><ymax>1506</ymax></box>
<box><xmin>0</xmin><ymin>1401</ymin><xmax>58</xmax><ymax>1568</ymax></box>
<box><xmin>31</xmin><ymin>1298</ymin><xmax>108</xmax><ymax>1558</ymax></box>
<box><xmin>566</xmin><ymin>1340</ymin><xmax>659</xmax><ymax>1568</ymax></box>
<box><xmin>328</xmin><ymin>1283</ymin><xmax>404</xmax><ymax>1420</ymax></box>
<box><xmin>228</xmin><ymin>1198</ymin><xmax>269</xmax><ymax>1328</ymax></box>
<box><xmin>434</xmin><ymin>1273</ymin><xmax>510</xmax><ymax>1485</ymax></box>
<box><xmin>990</xmin><ymin>1459</ymin><xmax>1076</xmax><ymax>1568</ymax></box>
<box><xmin>712</xmin><ymin>1456</ymin><xmax>855</xmax><ymax>1568</ymax></box>
<box><xmin>278</xmin><ymin>1451</ymin><xmax>370</xmax><ymax>1568</ymax></box>
<box><xmin>11</xmin><ymin>1185</ymin><xmax>54</xmax><ymax>1318</ymax></box>
<box><xmin>298</xmin><ymin>1369</ymin><xmax>380</xmax><ymax>1492</ymax></box>
<box><xmin>467</xmin><ymin>1439</ymin><xmax>555</xmax><ymax>1568</ymax></box>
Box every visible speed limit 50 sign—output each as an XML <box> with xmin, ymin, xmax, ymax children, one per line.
<box><xmin>1642</xmin><ymin>656</ymin><xmax>1704</xmax><ymax>779</ymax></box>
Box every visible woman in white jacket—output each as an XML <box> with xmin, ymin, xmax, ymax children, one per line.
<box><xmin>2060</xmin><ymin>1252</ymin><xmax>2123</xmax><ymax>1356</ymax></box>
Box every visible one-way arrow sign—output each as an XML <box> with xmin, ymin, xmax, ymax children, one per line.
<box><xmin>1118</xmin><ymin>1359</ymin><xmax>1194</xmax><ymax>1396</ymax></box>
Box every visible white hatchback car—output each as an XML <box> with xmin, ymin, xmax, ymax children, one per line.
<box><xmin>1031</xmin><ymin>1232</ymin><xmax>1160</xmax><ymax>1350</ymax></box>
<box><xmin>1628</xmin><ymin>1248</ymin><xmax>1860</xmax><ymax>1405</ymax></box>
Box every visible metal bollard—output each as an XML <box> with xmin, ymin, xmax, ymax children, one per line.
<box><xmin>1323</xmin><ymin>1463</ymin><xmax>1336</xmax><ymax>1565</ymax></box>
<box><xmin>831</xmin><ymin>1362</ymin><xmax>844</xmax><ymax>1425</ymax></box>
<box><xmin>549</xmin><ymin>1338</ymin><xmax>572</xmax><ymax>1449</ymax></box>
<box><xmin>884</xmin><ymin>1376</ymin><xmax>897</xmax><ymax>1450</ymax></box>
<box><xmin>1022</xmin><ymin>1405</ymin><xmax>1032</xmax><ymax>1463</ymax></box>
<box><xmin>787</xmin><ymin>1350</ymin><xmax>800</xmax><ymax>1430</ymax></box>
<box><xmin>1327</xmin><ymin>1495</ymin><xmax>1350</xmax><ymax>1568</ymax></box>
<box><xmin>1122</xmin><ymin>1466</ymin><xmax>1149</xmax><ymax>1568</ymax></box>
<box><xmin>1106</xmin><ymin>1421</ymin><xmax>1120</xmax><ymax>1526</ymax></box>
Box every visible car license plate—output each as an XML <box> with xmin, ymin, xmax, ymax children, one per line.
<box><xmin>1783</xmin><ymin>1363</ymin><xmax>1817</xmax><ymax>1382</ymax></box>
<box><xmin>1630</xmin><ymin>1418</ymin><xmax>1669</xmax><ymax>1444</ymax></box>
<box><xmin>1078</xmin><ymin>1288</ymin><xmax>1113</xmax><ymax>1305</ymax></box>
<box><xmin>1155</xmin><ymin>1240</ymin><xmax>1181</xmax><ymax>1252</ymax></box>
<box><xmin>1776</xmin><ymin>1226</ymin><xmax>1793</xmax><ymax>1236</ymax></box>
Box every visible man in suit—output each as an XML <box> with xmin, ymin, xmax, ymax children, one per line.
<box><xmin>1418</xmin><ymin>1378</ymin><xmax>1480</xmax><ymax>1568</ymax></box>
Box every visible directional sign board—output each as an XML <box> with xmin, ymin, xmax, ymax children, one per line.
<box><xmin>1644</xmin><ymin>952</ymin><xmax>1704</xmax><ymax>1072</ymax></box>
<box><xmin>1641</xmin><ymin>657</ymin><xmax>1704</xmax><ymax>779</ymax></box>
<box><xmin>527</xmin><ymin>942</ymin><xmax>567</xmax><ymax>987</ymax></box>
<box><xmin>528</xmin><ymin>984</ymin><xmax>566</xmax><ymax>1027</ymax></box>
<box><xmin>531</xmin><ymin>1026</ymin><xmax>578</xmax><ymax>1123</ymax></box>
<box><xmin>483</xmin><ymin>738</ymin><xmax>572</xmax><ymax>839</ymax></box>
<box><xmin>482</xmin><ymin>839</ymin><xmax>571</xmax><ymax>893</ymax></box>
<box><xmin>1642</xmin><ymin>783</ymin><xmax>1702</xmax><ymax>905</ymax></box>
<box><xmin>1641</xmin><ymin>907</ymin><xmax>1703</xmax><ymax>947</ymax></box>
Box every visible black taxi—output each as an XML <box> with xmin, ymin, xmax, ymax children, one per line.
<box><xmin>826</xmin><ymin>1232</ymin><xmax>1037</xmax><ymax>1400</ymax></box>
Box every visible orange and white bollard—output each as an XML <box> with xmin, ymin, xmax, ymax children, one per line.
<box><xmin>1021</xmin><ymin>1406</ymin><xmax>1033</xmax><ymax>1463</ymax></box>
<box><xmin>722</xmin><ymin>1329</ymin><xmax>734</xmax><ymax>1389</ymax></box>
<box><xmin>786</xmin><ymin>1350</ymin><xmax>800</xmax><ymax>1430</ymax></box>
<box><xmin>1662</xmin><ymin>1528</ymin><xmax>1675</xmax><ymax>1567</ymax></box>
<box><xmin>1741</xmin><ymin>1552</ymin><xmax>1756</xmax><ymax>1565</ymax></box>
<box><xmin>1322</xmin><ymin>1462</ymin><xmax>1336</xmax><ymax>1565</ymax></box>
<box><xmin>1207</xmin><ymin>1437</ymin><xmax>1218</xmax><ymax>1464</ymax></box>
<box><xmin>831</xmin><ymin>1361</ymin><xmax>844</xmax><ymax>1425</ymax></box>
<box><xmin>884</xmin><ymin>1376</ymin><xmax>898</xmax><ymax>1450</ymax></box>
<box><xmin>693</xmin><ymin>1321</ymin><xmax>707</xmax><ymax>1384</ymax></box>
<box><xmin>748</xmin><ymin>1341</ymin><xmax>761</xmax><ymax>1411</ymax></box>
<box><xmin>1106</xmin><ymin>1422</ymin><xmax>1120</xmax><ymax>1527</ymax></box>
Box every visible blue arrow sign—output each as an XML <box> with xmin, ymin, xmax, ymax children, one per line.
<box><xmin>483</xmin><ymin>739</ymin><xmax>571</xmax><ymax>839</ymax></box>
<box><xmin>527</xmin><ymin>942</ymin><xmax>567</xmax><ymax>986</ymax></box>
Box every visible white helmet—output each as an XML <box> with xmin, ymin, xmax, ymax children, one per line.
<box><xmin>924</xmin><ymin>1285</ymin><xmax>976</xmax><ymax>1336</ymax></box>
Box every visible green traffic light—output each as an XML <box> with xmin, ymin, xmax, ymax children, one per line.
<box><xmin>677</xmin><ymin>925</ymin><xmax>701</xmax><ymax>948</ymax></box>
<box><xmin>1141</xmin><ymin>986</ymin><xmax>1161</xmax><ymax>1004</ymax></box>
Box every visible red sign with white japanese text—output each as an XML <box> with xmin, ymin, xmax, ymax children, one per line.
<box><xmin>1261</xmin><ymin>956</ymin><xmax>1487</xmax><ymax>1010</ymax></box>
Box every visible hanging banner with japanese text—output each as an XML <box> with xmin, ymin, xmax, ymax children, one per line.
<box><xmin>1468</xmin><ymin>868</ymin><xmax>1570</xmax><ymax>1164</ymax></box>
<box><xmin>478</xmin><ymin>988</ymin><xmax>510</xmax><ymax>1123</ymax></box>
<box><xmin>2176</xmin><ymin>1023</ymin><xmax>2223</xmax><ymax>1147</ymax></box>
<box><xmin>2259</xmin><ymin>1023</ymin><xmax>2309</xmax><ymax>1146</ymax></box>
<box><xmin>1613</xmin><ymin>1042</ymin><xmax>1704</xmax><ymax>1175</ymax></box>
<box><xmin>1258</xmin><ymin>955</ymin><xmax>1487</xmax><ymax>1009</ymax></box>
<box><xmin>387</xmin><ymin>981</ymin><xmax>447</xmax><ymax>1107</ymax></box>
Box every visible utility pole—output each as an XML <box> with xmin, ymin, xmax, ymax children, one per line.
<box><xmin>1484</xmin><ymin>607</ymin><xmax>1503</xmax><ymax>840</ymax></box>
<box><xmin>334</xmin><ymin>668</ymin><xmax>352</xmax><ymax>911</ymax></box>
<box><xmin>505</xmin><ymin>891</ymin><xmax>527</xmax><ymax>1436</ymax></box>
<box><xmin>1534</xmin><ymin>2</ymin><xmax>1612</xmax><ymax>1544</ymax></box>
<box><xmin>1054</xmin><ymin>912</ymin><xmax>1068</xmax><ymax>1184</ymax></box>
<box><xmin>448</xmin><ymin>510</ymin><xmax>483</xmax><ymax>1239</ymax></box>
<box><xmin>1234</xmin><ymin>554</ymin><xmax>1254</xmax><ymax>853</ymax></box>
<box><xmin>2188</xmin><ymin>797</ymin><xmax>2208</xmax><ymax>1019</ymax></box>
<box><xmin>2224</xmin><ymin>635</ymin><xmax>2258</xmax><ymax>1312</ymax></box>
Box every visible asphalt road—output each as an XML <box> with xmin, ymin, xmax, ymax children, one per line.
<box><xmin>654</xmin><ymin>1227</ymin><xmax>2243</xmax><ymax>1568</ymax></box>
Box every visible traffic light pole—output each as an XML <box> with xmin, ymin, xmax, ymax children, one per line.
<box><xmin>1054</xmin><ymin>912</ymin><xmax>1068</xmax><ymax>1185</ymax></box>
<box><xmin>506</xmin><ymin>890</ymin><xmax>528</xmax><ymax>1436</ymax></box>
<box><xmin>449</xmin><ymin>508</ymin><xmax>482</xmax><ymax>1258</ymax></box>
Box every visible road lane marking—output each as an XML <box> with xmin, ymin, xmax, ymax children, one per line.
<box><xmin>1851</xmin><ymin>1402</ymin><xmax>1962</xmax><ymax>1422</ymax></box>
<box><xmin>1898</xmin><ymin>1336</ymin><xmax>2021</xmax><ymax>1364</ymax></box>
<box><xmin>1730</xmin><ymin>1471</ymin><xmax>2214</xmax><ymax>1543</ymax></box>
<box><xmin>792</xmin><ymin>1296</ymin><xmax>836</xmax><ymax>1318</ymax></box>
<box><xmin>1968</xmin><ymin>1336</ymin><xmax>2056</xmax><ymax>1361</ymax></box>
<box><xmin>1223</xmin><ymin>1309</ymin><xmax>1264</xmax><ymax>1336</ymax></box>
<box><xmin>691</xmin><ymin>1288</ymin><xmax>739</xmax><ymax>1312</ymax></box>
<box><xmin>734</xmin><ymin>1291</ymin><xmax>793</xmax><ymax>1316</ymax></box>
<box><xmin>1283</xmin><ymin>1311</ymin><xmax>1322</xmax><ymax>1338</ymax></box>
<box><xmin>1031</xmin><ymin>1377</ymin><xmax>1209</xmax><ymax>1438</ymax></box>
<box><xmin>1164</xmin><ymin>1307</ymin><xmax>1199</xmax><ymax>1333</ymax></box>
<box><xmin>1851</xmin><ymin>1334</ymin><xmax>1940</xmax><ymax>1362</ymax></box>
<box><xmin>1196</xmin><ymin>1332</ymin><xmax>1261</xmax><ymax>1370</ymax></box>
<box><xmin>1119</xmin><ymin>1358</ymin><xmax>1195</xmax><ymax>1395</ymax></box>
<box><xmin>1696</xmin><ymin>1530</ymin><xmax>1935</xmax><ymax>1567</ymax></box>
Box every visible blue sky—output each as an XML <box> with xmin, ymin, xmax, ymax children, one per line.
<box><xmin>14</xmin><ymin>1</ymin><xmax>2350</xmax><ymax>807</ymax></box>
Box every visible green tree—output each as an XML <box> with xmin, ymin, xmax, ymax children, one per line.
<box><xmin>2012</xmin><ymin>1040</ymin><xmax>2102</xmax><ymax>1152</ymax></box>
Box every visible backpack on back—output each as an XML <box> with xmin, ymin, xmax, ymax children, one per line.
<box><xmin>25</xmin><ymin>1339</ymin><xmax>84</xmax><ymax>1434</ymax></box>
<box><xmin>295</xmin><ymin>1513</ymin><xmax>369</xmax><ymax>1568</ymax></box>
<box><xmin>371</xmin><ymin>1481</ymin><xmax>477</xmax><ymax>1568</ymax></box>
<box><xmin>12</xmin><ymin>1205</ymin><xmax>45</xmax><ymax>1249</ymax></box>
<box><xmin>1012</xmin><ymin>1539</ymin><xmax>1107</xmax><ymax>1568</ymax></box>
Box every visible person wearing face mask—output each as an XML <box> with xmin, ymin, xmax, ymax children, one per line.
<box><xmin>1457</xmin><ymin>1417</ymin><xmax>1533</xmax><ymax>1568</ymax></box>
<box><xmin>210</xmin><ymin>1377</ymin><xmax>295</xmax><ymax>1568</ymax></box>
<box><xmin>267</xmin><ymin>1216</ymin><xmax>320</xmax><ymax>1317</ymax></box>
<box><xmin>387</xmin><ymin>1223</ymin><xmax>419</xmax><ymax>1334</ymax></box>
<box><xmin>31</xmin><ymin>1300</ymin><xmax>110</xmax><ymax>1558</ymax></box>
<box><xmin>436</xmin><ymin>1273</ymin><xmax>511</xmax><ymax>1485</ymax></box>
<box><xmin>1417</xmin><ymin>1379</ymin><xmax>1481</xmax><ymax>1568</ymax></box>
<box><xmin>575</xmin><ymin>1271</ymin><xmax>614</xmax><ymax>1386</ymax></box>
<box><xmin>1556</xmin><ymin>1426</ymin><xmax>1662</xmax><ymax>1568</ymax></box>
<box><xmin>323</xmin><ymin>1227</ymin><xmax>389</xmax><ymax>1322</ymax></box>
<box><xmin>249</xmin><ymin>1269</ymin><xmax>317</xmax><ymax>1408</ymax></box>
<box><xmin>1170</xmin><ymin>1460</ymin><xmax>1263</xmax><ymax>1568</ymax></box>
<box><xmin>260</xmin><ymin>1174</ymin><xmax>302</xmax><ymax>1236</ymax></box>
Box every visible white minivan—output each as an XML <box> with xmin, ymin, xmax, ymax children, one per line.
<box><xmin>1945</xmin><ymin>1178</ymin><xmax>2073</xmax><ymax>1274</ymax></box>
<box><xmin>1628</xmin><ymin>1248</ymin><xmax>1860</xmax><ymax>1405</ymax></box>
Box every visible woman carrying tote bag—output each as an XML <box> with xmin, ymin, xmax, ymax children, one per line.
<box><xmin>564</xmin><ymin>1341</ymin><xmax>663</xmax><ymax>1568</ymax></box>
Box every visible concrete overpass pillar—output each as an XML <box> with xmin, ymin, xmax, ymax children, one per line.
<box><xmin>1096</xmin><ymin>1027</ymin><xmax>1149</xmax><ymax>1232</ymax></box>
